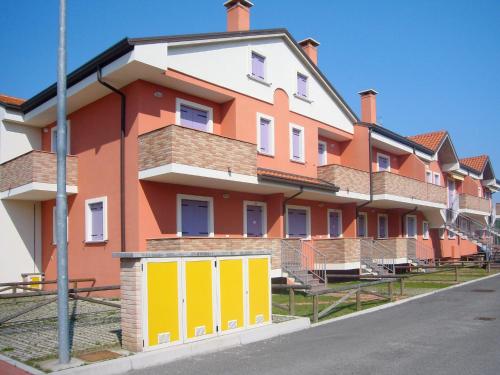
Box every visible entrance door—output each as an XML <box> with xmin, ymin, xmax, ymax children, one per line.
<box><xmin>447</xmin><ymin>180</ymin><xmax>456</xmax><ymax>209</ymax></box>
<box><xmin>246</xmin><ymin>205</ymin><xmax>263</xmax><ymax>237</ymax></box>
<box><xmin>287</xmin><ymin>208</ymin><xmax>308</xmax><ymax>238</ymax></box>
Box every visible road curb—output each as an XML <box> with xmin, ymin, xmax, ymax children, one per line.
<box><xmin>311</xmin><ymin>272</ymin><xmax>500</xmax><ymax>328</ymax></box>
<box><xmin>0</xmin><ymin>353</ymin><xmax>44</xmax><ymax>375</ymax></box>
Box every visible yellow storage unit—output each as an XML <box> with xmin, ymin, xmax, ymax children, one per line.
<box><xmin>183</xmin><ymin>258</ymin><xmax>216</xmax><ymax>341</ymax></box>
<box><xmin>145</xmin><ymin>260</ymin><xmax>181</xmax><ymax>348</ymax></box>
<box><xmin>247</xmin><ymin>256</ymin><xmax>271</xmax><ymax>327</ymax></box>
<box><xmin>218</xmin><ymin>257</ymin><xmax>245</xmax><ymax>332</ymax></box>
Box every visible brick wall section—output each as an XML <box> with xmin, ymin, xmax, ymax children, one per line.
<box><xmin>120</xmin><ymin>258</ymin><xmax>143</xmax><ymax>352</ymax></box>
<box><xmin>313</xmin><ymin>238</ymin><xmax>361</xmax><ymax>264</ymax></box>
<box><xmin>375</xmin><ymin>238</ymin><xmax>413</xmax><ymax>259</ymax></box>
<box><xmin>459</xmin><ymin>194</ymin><xmax>491</xmax><ymax>213</ymax></box>
<box><xmin>0</xmin><ymin>150</ymin><xmax>78</xmax><ymax>192</ymax></box>
<box><xmin>372</xmin><ymin>171</ymin><xmax>446</xmax><ymax>205</ymax></box>
<box><xmin>138</xmin><ymin>125</ymin><xmax>257</xmax><ymax>176</ymax></box>
<box><xmin>317</xmin><ymin>164</ymin><xmax>370</xmax><ymax>195</ymax></box>
<box><xmin>147</xmin><ymin>237</ymin><xmax>281</xmax><ymax>269</ymax></box>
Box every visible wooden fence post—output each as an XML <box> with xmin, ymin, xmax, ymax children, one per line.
<box><xmin>289</xmin><ymin>287</ymin><xmax>295</xmax><ymax>316</ymax></box>
<box><xmin>486</xmin><ymin>261</ymin><xmax>491</xmax><ymax>274</ymax></box>
<box><xmin>356</xmin><ymin>289</ymin><xmax>361</xmax><ymax>311</ymax></box>
<box><xmin>388</xmin><ymin>281</ymin><xmax>394</xmax><ymax>302</ymax></box>
<box><xmin>313</xmin><ymin>294</ymin><xmax>319</xmax><ymax>323</ymax></box>
<box><xmin>454</xmin><ymin>266</ymin><xmax>459</xmax><ymax>282</ymax></box>
<box><xmin>400</xmin><ymin>278</ymin><xmax>405</xmax><ymax>296</ymax></box>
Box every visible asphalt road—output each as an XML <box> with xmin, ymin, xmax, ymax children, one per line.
<box><xmin>133</xmin><ymin>275</ymin><xmax>500</xmax><ymax>375</ymax></box>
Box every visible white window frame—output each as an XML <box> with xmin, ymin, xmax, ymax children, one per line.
<box><xmin>423</xmin><ymin>221</ymin><xmax>430</xmax><ymax>240</ymax></box>
<box><xmin>425</xmin><ymin>170</ymin><xmax>432</xmax><ymax>183</ymax></box>
<box><xmin>439</xmin><ymin>228</ymin><xmax>445</xmax><ymax>240</ymax></box>
<box><xmin>377</xmin><ymin>214</ymin><xmax>389</xmax><ymax>239</ymax></box>
<box><xmin>377</xmin><ymin>152</ymin><xmax>391</xmax><ymax>172</ymax></box>
<box><xmin>243</xmin><ymin>201</ymin><xmax>267</xmax><ymax>238</ymax></box>
<box><xmin>478</xmin><ymin>186</ymin><xmax>482</xmax><ymax>198</ymax></box>
<box><xmin>176</xmin><ymin>194</ymin><xmax>214</xmax><ymax>237</ymax></box>
<box><xmin>433</xmin><ymin>173</ymin><xmax>441</xmax><ymax>186</ymax></box>
<box><xmin>448</xmin><ymin>229</ymin><xmax>456</xmax><ymax>240</ymax></box>
<box><xmin>247</xmin><ymin>49</ymin><xmax>270</xmax><ymax>86</ymax></box>
<box><xmin>327</xmin><ymin>209</ymin><xmax>343</xmax><ymax>238</ymax></box>
<box><xmin>405</xmin><ymin>214</ymin><xmax>417</xmax><ymax>239</ymax></box>
<box><xmin>175</xmin><ymin>98</ymin><xmax>214</xmax><ymax>133</ymax></box>
<box><xmin>85</xmin><ymin>196</ymin><xmax>108</xmax><ymax>243</ymax></box>
<box><xmin>295</xmin><ymin>72</ymin><xmax>309</xmax><ymax>98</ymax></box>
<box><xmin>289</xmin><ymin>123</ymin><xmax>305</xmax><ymax>163</ymax></box>
<box><xmin>285</xmin><ymin>204</ymin><xmax>311</xmax><ymax>239</ymax></box>
<box><xmin>357</xmin><ymin>212</ymin><xmax>368</xmax><ymax>238</ymax></box>
<box><xmin>318</xmin><ymin>140</ymin><xmax>327</xmax><ymax>166</ymax></box>
<box><xmin>256</xmin><ymin>113</ymin><xmax>275</xmax><ymax>156</ymax></box>
<box><xmin>51</xmin><ymin>120</ymin><xmax>71</xmax><ymax>154</ymax></box>
<box><xmin>52</xmin><ymin>206</ymin><xmax>68</xmax><ymax>245</ymax></box>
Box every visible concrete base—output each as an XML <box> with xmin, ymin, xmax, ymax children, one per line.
<box><xmin>39</xmin><ymin>357</ymin><xmax>84</xmax><ymax>372</ymax></box>
<box><xmin>53</xmin><ymin>317</ymin><xmax>310</xmax><ymax>374</ymax></box>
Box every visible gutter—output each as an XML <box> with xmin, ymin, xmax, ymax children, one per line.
<box><xmin>356</xmin><ymin>125</ymin><xmax>374</xmax><ymax>217</ymax></box>
<box><xmin>96</xmin><ymin>67</ymin><xmax>126</xmax><ymax>252</ymax></box>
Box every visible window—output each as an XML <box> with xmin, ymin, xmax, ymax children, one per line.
<box><xmin>377</xmin><ymin>214</ymin><xmax>388</xmax><ymax>239</ymax></box>
<box><xmin>426</xmin><ymin>171</ymin><xmax>432</xmax><ymax>183</ymax></box>
<box><xmin>85</xmin><ymin>197</ymin><xmax>107</xmax><ymax>243</ymax></box>
<box><xmin>406</xmin><ymin>215</ymin><xmax>417</xmax><ymax>238</ymax></box>
<box><xmin>244</xmin><ymin>201</ymin><xmax>267</xmax><ymax>238</ymax></box>
<box><xmin>175</xmin><ymin>98</ymin><xmax>213</xmax><ymax>132</ymax></box>
<box><xmin>423</xmin><ymin>221</ymin><xmax>429</xmax><ymax>240</ymax></box>
<box><xmin>289</xmin><ymin>124</ymin><xmax>305</xmax><ymax>163</ymax></box>
<box><xmin>286</xmin><ymin>205</ymin><xmax>310</xmax><ymax>238</ymax></box>
<box><xmin>51</xmin><ymin>121</ymin><xmax>71</xmax><ymax>154</ymax></box>
<box><xmin>433</xmin><ymin>173</ymin><xmax>440</xmax><ymax>186</ymax></box>
<box><xmin>478</xmin><ymin>187</ymin><xmax>482</xmax><ymax>198</ymax></box>
<box><xmin>52</xmin><ymin>206</ymin><xmax>68</xmax><ymax>245</ymax></box>
<box><xmin>297</xmin><ymin>73</ymin><xmax>308</xmax><ymax>98</ymax></box>
<box><xmin>448</xmin><ymin>229</ymin><xmax>456</xmax><ymax>240</ymax></box>
<box><xmin>256</xmin><ymin>113</ymin><xmax>274</xmax><ymax>156</ymax></box>
<box><xmin>439</xmin><ymin>228</ymin><xmax>445</xmax><ymax>240</ymax></box>
<box><xmin>251</xmin><ymin>52</ymin><xmax>265</xmax><ymax>80</ymax></box>
<box><xmin>318</xmin><ymin>141</ymin><xmax>327</xmax><ymax>166</ymax></box>
<box><xmin>377</xmin><ymin>153</ymin><xmax>390</xmax><ymax>172</ymax></box>
<box><xmin>177</xmin><ymin>195</ymin><xmax>214</xmax><ymax>237</ymax></box>
<box><xmin>357</xmin><ymin>213</ymin><xmax>368</xmax><ymax>237</ymax></box>
<box><xmin>328</xmin><ymin>209</ymin><xmax>342</xmax><ymax>238</ymax></box>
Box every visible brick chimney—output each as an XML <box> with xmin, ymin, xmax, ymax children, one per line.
<box><xmin>224</xmin><ymin>0</ymin><xmax>253</xmax><ymax>32</ymax></box>
<box><xmin>298</xmin><ymin>38</ymin><xmax>320</xmax><ymax>65</ymax></box>
<box><xmin>358</xmin><ymin>89</ymin><xmax>378</xmax><ymax>124</ymax></box>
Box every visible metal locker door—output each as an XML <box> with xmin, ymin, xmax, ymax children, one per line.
<box><xmin>144</xmin><ymin>259</ymin><xmax>182</xmax><ymax>349</ymax></box>
<box><xmin>246</xmin><ymin>256</ymin><xmax>271</xmax><ymax>327</ymax></box>
<box><xmin>218</xmin><ymin>257</ymin><xmax>245</xmax><ymax>333</ymax></box>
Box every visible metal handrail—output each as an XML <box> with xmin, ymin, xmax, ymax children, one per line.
<box><xmin>360</xmin><ymin>238</ymin><xmax>391</xmax><ymax>275</ymax></box>
<box><xmin>281</xmin><ymin>239</ymin><xmax>311</xmax><ymax>286</ymax></box>
<box><xmin>301</xmin><ymin>240</ymin><xmax>327</xmax><ymax>285</ymax></box>
<box><xmin>408</xmin><ymin>238</ymin><xmax>435</xmax><ymax>266</ymax></box>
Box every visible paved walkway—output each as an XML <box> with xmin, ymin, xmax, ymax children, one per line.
<box><xmin>134</xmin><ymin>274</ymin><xmax>500</xmax><ymax>375</ymax></box>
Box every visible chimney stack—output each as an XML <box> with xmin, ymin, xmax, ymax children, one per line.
<box><xmin>298</xmin><ymin>38</ymin><xmax>320</xmax><ymax>65</ymax></box>
<box><xmin>224</xmin><ymin>0</ymin><xmax>253</xmax><ymax>32</ymax></box>
<box><xmin>358</xmin><ymin>89</ymin><xmax>378</xmax><ymax>124</ymax></box>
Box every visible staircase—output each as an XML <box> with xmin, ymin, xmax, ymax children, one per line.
<box><xmin>281</xmin><ymin>239</ymin><xmax>328</xmax><ymax>292</ymax></box>
<box><xmin>445</xmin><ymin>208</ymin><xmax>500</xmax><ymax>259</ymax></box>
<box><xmin>408</xmin><ymin>238</ymin><xmax>435</xmax><ymax>267</ymax></box>
<box><xmin>360</xmin><ymin>239</ymin><xmax>394</xmax><ymax>276</ymax></box>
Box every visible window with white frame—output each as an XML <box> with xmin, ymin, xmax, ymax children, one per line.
<box><xmin>289</xmin><ymin>124</ymin><xmax>305</xmax><ymax>163</ymax></box>
<box><xmin>251</xmin><ymin>51</ymin><xmax>266</xmax><ymax>80</ymax></box>
<box><xmin>85</xmin><ymin>197</ymin><xmax>107</xmax><ymax>242</ymax></box>
<box><xmin>296</xmin><ymin>73</ymin><xmax>308</xmax><ymax>98</ymax></box>
<box><xmin>243</xmin><ymin>201</ymin><xmax>267</xmax><ymax>238</ymax></box>
<box><xmin>478</xmin><ymin>186</ymin><xmax>482</xmax><ymax>198</ymax></box>
<box><xmin>286</xmin><ymin>205</ymin><xmax>310</xmax><ymax>239</ymax></box>
<box><xmin>328</xmin><ymin>209</ymin><xmax>342</xmax><ymax>238</ymax></box>
<box><xmin>177</xmin><ymin>194</ymin><xmax>214</xmax><ymax>237</ymax></box>
<box><xmin>377</xmin><ymin>153</ymin><xmax>390</xmax><ymax>172</ymax></box>
<box><xmin>318</xmin><ymin>141</ymin><xmax>327</xmax><ymax>166</ymax></box>
<box><xmin>357</xmin><ymin>212</ymin><xmax>368</xmax><ymax>237</ymax></box>
<box><xmin>256</xmin><ymin>113</ymin><xmax>274</xmax><ymax>156</ymax></box>
<box><xmin>175</xmin><ymin>98</ymin><xmax>213</xmax><ymax>133</ymax></box>
<box><xmin>423</xmin><ymin>221</ymin><xmax>429</xmax><ymax>240</ymax></box>
<box><xmin>433</xmin><ymin>173</ymin><xmax>441</xmax><ymax>186</ymax></box>
<box><xmin>52</xmin><ymin>206</ymin><xmax>68</xmax><ymax>245</ymax></box>
<box><xmin>448</xmin><ymin>229</ymin><xmax>456</xmax><ymax>239</ymax></box>
<box><xmin>426</xmin><ymin>170</ymin><xmax>432</xmax><ymax>183</ymax></box>
<box><xmin>439</xmin><ymin>228</ymin><xmax>445</xmax><ymax>239</ymax></box>
<box><xmin>406</xmin><ymin>215</ymin><xmax>417</xmax><ymax>238</ymax></box>
<box><xmin>51</xmin><ymin>121</ymin><xmax>71</xmax><ymax>154</ymax></box>
<box><xmin>378</xmin><ymin>214</ymin><xmax>388</xmax><ymax>239</ymax></box>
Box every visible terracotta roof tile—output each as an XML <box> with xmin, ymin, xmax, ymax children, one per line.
<box><xmin>257</xmin><ymin>168</ymin><xmax>336</xmax><ymax>190</ymax></box>
<box><xmin>0</xmin><ymin>94</ymin><xmax>25</xmax><ymax>106</ymax></box>
<box><xmin>407</xmin><ymin>130</ymin><xmax>447</xmax><ymax>152</ymax></box>
<box><xmin>459</xmin><ymin>155</ymin><xmax>489</xmax><ymax>174</ymax></box>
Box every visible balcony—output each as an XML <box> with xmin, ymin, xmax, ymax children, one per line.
<box><xmin>0</xmin><ymin>150</ymin><xmax>78</xmax><ymax>200</ymax></box>
<box><xmin>459</xmin><ymin>194</ymin><xmax>491</xmax><ymax>215</ymax></box>
<box><xmin>317</xmin><ymin>164</ymin><xmax>370</xmax><ymax>197</ymax></box>
<box><xmin>312</xmin><ymin>238</ymin><xmax>361</xmax><ymax>269</ymax></box>
<box><xmin>372</xmin><ymin>171</ymin><xmax>447</xmax><ymax>207</ymax></box>
<box><xmin>138</xmin><ymin>125</ymin><xmax>258</xmax><ymax>189</ymax></box>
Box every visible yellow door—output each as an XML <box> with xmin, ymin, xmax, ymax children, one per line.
<box><xmin>184</xmin><ymin>259</ymin><xmax>215</xmax><ymax>340</ymax></box>
<box><xmin>146</xmin><ymin>261</ymin><xmax>181</xmax><ymax>347</ymax></box>
<box><xmin>218</xmin><ymin>258</ymin><xmax>245</xmax><ymax>332</ymax></box>
<box><xmin>247</xmin><ymin>257</ymin><xmax>271</xmax><ymax>326</ymax></box>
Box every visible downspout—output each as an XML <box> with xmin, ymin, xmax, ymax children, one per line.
<box><xmin>356</xmin><ymin>125</ymin><xmax>374</xmax><ymax>217</ymax></box>
<box><xmin>97</xmin><ymin>66</ymin><xmax>126</xmax><ymax>252</ymax></box>
<box><xmin>282</xmin><ymin>187</ymin><xmax>304</xmax><ymax>237</ymax></box>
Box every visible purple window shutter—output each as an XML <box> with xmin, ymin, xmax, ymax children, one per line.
<box><xmin>90</xmin><ymin>202</ymin><xmax>104</xmax><ymax>241</ymax></box>
<box><xmin>182</xmin><ymin>199</ymin><xmax>209</xmax><ymax>236</ymax></box>
<box><xmin>378</xmin><ymin>156</ymin><xmax>389</xmax><ymax>171</ymax></box>
<box><xmin>180</xmin><ymin>105</ymin><xmax>209</xmax><ymax>131</ymax></box>
<box><xmin>318</xmin><ymin>143</ymin><xmax>326</xmax><ymax>165</ymax></box>
<box><xmin>246</xmin><ymin>205</ymin><xmax>263</xmax><ymax>237</ymax></box>
<box><xmin>297</xmin><ymin>74</ymin><xmax>307</xmax><ymax>97</ymax></box>
<box><xmin>357</xmin><ymin>215</ymin><xmax>366</xmax><ymax>237</ymax></box>
<box><xmin>259</xmin><ymin>118</ymin><xmax>270</xmax><ymax>153</ymax></box>
<box><xmin>330</xmin><ymin>211</ymin><xmax>340</xmax><ymax>237</ymax></box>
<box><xmin>288</xmin><ymin>208</ymin><xmax>307</xmax><ymax>238</ymax></box>
<box><xmin>252</xmin><ymin>53</ymin><xmax>265</xmax><ymax>80</ymax></box>
<box><xmin>292</xmin><ymin>128</ymin><xmax>301</xmax><ymax>160</ymax></box>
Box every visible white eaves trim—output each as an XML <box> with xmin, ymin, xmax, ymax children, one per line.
<box><xmin>0</xmin><ymin>182</ymin><xmax>78</xmax><ymax>200</ymax></box>
<box><xmin>372</xmin><ymin>132</ymin><xmax>414</xmax><ymax>155</ymax></box>
<box><xmin>415</xmin><ymin>149</ymin><xmax>433</xmax><ymax>162</ymax></box>
<box><xmin>459</xmin><ymin>208</ymin><xmax>491</xmax><ymax>217</ymax></box>
<box><xmin>372</xmin><ymin>194</ymin><xmax>446</xmax><ymax>209</ymax></box>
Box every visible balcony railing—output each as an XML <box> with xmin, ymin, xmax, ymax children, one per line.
<box><xmin>0</xmin><ymin>150</ymin><xmax>78</xmax><ymax>200</ymax></box>
<box><xmin>317</xmin><ymin>164</ymin><xmax>370</xmax><ymax>195</ymax></box>
<box><xmin>312</xmin><ymin>238</ymin><xmax>361</xmax><ymax>265</ymax></box>
<box><xmin>372</xmin><ymin>171</ymin><xmax>447</xmax><ymax>205</ymax></box>
<box><xmin>138</xmin><ymin>124</ymin><xmax>257</xmax><ymax>178</ymax></box>
<box><xmin>459</xmin><ymin>193</ymin><xmax>491</xmax><ymax>214</ymax></box>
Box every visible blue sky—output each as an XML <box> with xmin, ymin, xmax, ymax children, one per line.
<box><xmin>1</xmin><ymin>0</ymin><xmax>499</xmax><ymax>202</ymax></box>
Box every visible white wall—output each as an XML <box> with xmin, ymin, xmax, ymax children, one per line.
<box><xmin>0</xmin><ymin>200</ymin><xmax>42</xmax><ymax>285</ymax></box>
<box><xmin>167</xmin><ymin>37</ymin><xmax>354</xmax><ymax>134</ymax></box>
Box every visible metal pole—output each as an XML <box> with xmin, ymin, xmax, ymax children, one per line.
<box><xmin>56</xmin><ymin>0</ymin><xmax>70</xmax><ymax>364</ymax></box>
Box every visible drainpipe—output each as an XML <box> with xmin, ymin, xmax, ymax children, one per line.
<box><xmin>97</xmin><ymin>66</ymin><xmax>126</xmax><ymax>252</ymax></box>
<box><xmin>282</xmin><ymin>187</ymin><xmax>304</xmax><ymax>237</ymax></box>
<box><xmin>356</xmin><ymin>125</ymin><xmax>373</xmax><ymax>218</ymax></box>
